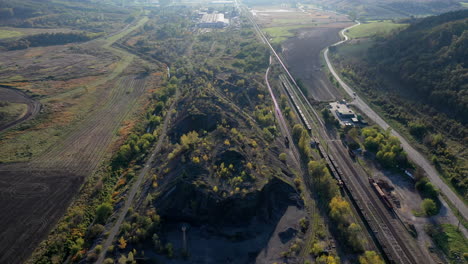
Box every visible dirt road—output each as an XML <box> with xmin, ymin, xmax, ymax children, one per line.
<box><xmin>324</xmin><ymin>23</ymin><xmax>468</xmax><ymax>221</ymax></box>
<box><xmin>96</xmin><ymin>85</ymin><xmax>179</xmax><ymax>264</ymax></box>
<box><xmin>0</xmin><ymin>87</ymin><xmax>41</xmax><ymax>132</ymax></box>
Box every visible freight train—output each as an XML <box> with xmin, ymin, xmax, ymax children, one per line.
<box><xmin>369</xmin><ymin>178</ymin><xmax>393</xmax><ymax>210</ymax></box>
<box><xmin>281</xmin><ymin>81</ymin><xmax>312</xmax><ymax>131</ymax></box>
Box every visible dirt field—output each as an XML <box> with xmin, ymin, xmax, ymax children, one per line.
<box><xmin>254</xmin><ymin>7</ymin><xmax>352</xmax><ymax>102</ymax></box>
<box><xmin>0</xmin><ymin>73</ymin><xmax>151</xmax><ymax>263</ymax></box>
<box><xmin>0</xmin><ymin>170</ymin><xmax>83</xmax><ymax>264</ymax></box>
<box><xmin>282</xmin><ymin>26</ymin><xmax>350</xmax><ymax>101</ymax></box>
<box><xmin>0</xmin><ymin>87</ymin><xmax>41</xmax><ymax>131</ymax></box>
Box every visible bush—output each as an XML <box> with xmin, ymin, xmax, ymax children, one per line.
<box><xmin>421</xmin><ymin>198</ymin><xmax>438</xmax><ymax>216</ymax></box>
<box><xmin>359</xmin><ymin>251</ymin><xmax>384</xmax><ymax>264</ymax></box>
<box><xmin>95</xmin><ymin>203</ymin><xmax>113</xmax><ymax>224</ymax></box>
<box><xmin>279</xmin><ymin>153</ymin><xmax>287</xmax><ymax>162</ymax></box>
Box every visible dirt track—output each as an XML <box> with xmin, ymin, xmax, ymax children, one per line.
<box><xmin>0</xmin><ymin>75</ymin><xmax>149</xmax><ymax>264</ymax></box>
<box><xmin>0</xmin><ymin>87</ymin><xmax>41</xmax><ymax>132</ymax></box>
<box><xmin>282</xmin><ymin>25</ymin><xmax>351</xmax><ymax>102</ymax></box>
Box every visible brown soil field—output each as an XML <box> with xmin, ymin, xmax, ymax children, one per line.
<box><xmin>282</xmin><ymin>25</ymin><xmax>351</xmax><ymax>101</ymax></box>
<box><xmin>0</xmin><ymin>170</ymin><xmax>83</xmax><ymax>264</ymax></box>
<box><xmin>254</xmin><ymin>7</ymin><xmax>352</xmax><ymax>101</ymax></box>
<box><xmin>0</xmin><ymin>73</ymin><xmax>152</xmax><ymax>264</ymax></box>
<box><xmin>0</xmin><ymin>44</ymin><xmax>116</xmax><ymax>85</ymax></box>
<box><xmin>0</xmin><ymin>87</ymin><xmax>41</xmax><ymax>131</ymax></box>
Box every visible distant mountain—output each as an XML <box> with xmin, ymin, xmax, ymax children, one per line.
<box><xmin>307</xmin><ymin>0</ymin><xmax>466</xmax><ymax>19</ymax></box>
<box><xmin>369</xmin><ymin>10</ymin><xmax>468</xmax><ymax>123</ymax></box>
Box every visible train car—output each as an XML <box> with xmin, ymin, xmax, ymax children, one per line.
<box><xmin>282</xmin><ymin>81</ymin><xmax>312</xmax><ymax>132</ymax></box>
<box><xmin>369</xmin><ymin>178</ymin><xmax>393</xmax><ymax>209</ymax></box>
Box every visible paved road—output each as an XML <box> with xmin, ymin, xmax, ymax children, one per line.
<box><xmin>324</xmin><ymin>23</ymin><xmax>468</xmax><ymax>221</ymax></box>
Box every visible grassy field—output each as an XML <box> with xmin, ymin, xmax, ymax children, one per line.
<box><xmin>346</xmin><ymin>21</ymin><xmax>408</xmax><ymax>38</ymax></box>
<box><xmin>0</xmin><ymin>29</ymin><xmax>23</xmax><ymax>39</ymax></box>
<box><xmin>428</xmin><ymin>224</ymin><xmax>468</xmax><ymax>264</ymax></box>
<box><xmin>0</xmin><ymin>16</ymin><xmax>149</xmax><ymax>163</ymax></box>
<box><xmin>264</xmin><ymin>25</ymin><xmax>315</xmax><ymax>43</ymax></box>
<box><xmin>460</xmin><ymin>2</ymin><xmax>468</xmax><ymax>7</ymax></box>
<box><xmin>0</xmin><ymin>102</ymin><xmax>27</xmax><ymax>126</ymax></box>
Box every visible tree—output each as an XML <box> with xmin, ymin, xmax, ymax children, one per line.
<box><xmin>279</xmin><ymin>153</ymin><xmax>287</xmax><ymax>162</ymax></box>
<box><xmin>96</xmin><ymin>203</ymin><xmax>113</xmax><ymax>224</ymax></box>
<box><xmin>180</xmin><ymin>131</ymin><xmax>200</xmax><ymax>150</ymax></box>
<box><xmin>359</xmin><ymin>251</ymin><xmax>384</xmax><ymax>264</ymax></box>
<box><xmin>329</xmin><ymin>196</ymin><xmax>351</xmax><ymax>223</ymax></box>
<box><xmin>118</xmin><ymin>236</ymin><xmax>127</xmax><ymax>249</ymax></box>
<box><xmin>292</xmin><ymin>124</ymin><xmax>304</xmax><ymax>142</ymax></box>
<box><xmin>316</xmin><ymin>255</ymin><xmax>339</xmax><ymax>264</ymax></box>
<box><xmin>422</xmin><ymin>198</ymin><xmax>438</xmax><ymax>216</ymax></box>
<box><xmin>408</xmin><ymin>121</ymin><xmax>427</xmax><ymax>139</ymax></box>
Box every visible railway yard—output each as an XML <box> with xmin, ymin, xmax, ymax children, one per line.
<box><xmin>245</xmin><ymin>3</ymin><xmax>445</xmax><ymax>263</ymax></box>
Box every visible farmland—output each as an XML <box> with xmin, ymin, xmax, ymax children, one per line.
<box><xmin>0</xmin><ymin>29</ymin><xmax>23</xmax><ymax>39</ymax></box>
<box><xmin>254</xmin><ymin>6</ymin><xmax>351</xmax><ymax>101</ymax></box>
<box><xmin>0</xmin><ymin>5</ymin><xmax>162</xmax><ymax>262</ymax></box>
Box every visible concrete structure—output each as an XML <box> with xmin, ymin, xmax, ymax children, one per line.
<box><xmin>199</xmin><ymin>13</ymin><xmax>229</xmax><ymax>28</ymax></box>
<box><xmin>335</xmin><ymin>103</ymin><xmax>355</xmax><ymax>118</ymax></box>
<box><xmin>329</xmin><ymin>101</ymin><xmax>366</xmax><ymax>127</ymax></box>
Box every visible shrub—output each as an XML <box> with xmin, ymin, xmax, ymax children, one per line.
<box><xmin>279</xmin><ymin>153</ymin><xmax>287</xmax><ymax>162</ymax></box>
<box><xmin>421</xmin><ymin>198</ymin><xmax>438</xmax><ymax>216</ymax></box>
<box><xmin>359</xmin><ymin>251</ymin><xmax>384</xmax><ymax>264</ymax></box>
<box><xmin>95</xmin><ymin>203</ymin><xmax>113</xmax><ymax>224</ymax></box>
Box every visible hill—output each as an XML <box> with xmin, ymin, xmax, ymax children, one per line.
<box><xmin>331</xmin><ymin>10</ymin><xmax>467</xmax><ymax>200</ymax></box>
<box><xmin>306</xmin><ymin>0</ymin><xmax>466</xmax><ymax>20</ymax></box>
<box><xmin>0</xmin><ymin>0</ymin><xmax>129</xmax><ymax>30</ymax></box>
<box><xmin>370</xmin><ymin>10</ymin><xmax>468</xmax><ymax>124</ymax></box>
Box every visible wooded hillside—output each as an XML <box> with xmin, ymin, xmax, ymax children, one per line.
<box><xmin>370</xmin><ymin>10</ymin><xmax>468</xmax><ymax>124</ymax></box>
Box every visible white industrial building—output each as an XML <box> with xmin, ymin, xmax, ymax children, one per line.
<box><xmin>199</xmin><ymin>13</ymin><xmax>229</xmax><ymax>28</ymax></box>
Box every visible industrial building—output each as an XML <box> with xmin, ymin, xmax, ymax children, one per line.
<box><xmin>198</xmin><ymin>13</ymin><xmax>229</xmax><ymax>28</ymax></box>
<box><xmin>329</xmin><ymin>101</ymin><xmax>366</xmax><ymax>127</ymax></box>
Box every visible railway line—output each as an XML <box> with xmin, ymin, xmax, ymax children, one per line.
<box><xmin>240</xmin><ymin>2</ymin><xmax>432</xmax><ymax>263</ymax></box>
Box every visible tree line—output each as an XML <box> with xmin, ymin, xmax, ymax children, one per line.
<box><xmin>0</xmin><ymin>32</ymin><xmax>101</xmax><ymax>50</ymax></box>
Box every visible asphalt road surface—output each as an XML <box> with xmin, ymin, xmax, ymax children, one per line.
<box><xmin>324</xmin><ymin>23</ymin><xmax>468</xmax><ymax>221</ymax></box>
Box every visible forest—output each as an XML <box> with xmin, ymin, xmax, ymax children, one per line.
<box><xmin>369</xmin><ymin>10</ymin><xmax>468</xmax><ymax>124</ymax></box>
<box><xmin>0</xmin><ymin>0</ymin><xmax>131</xmax><ymax>31</ymax></box>
<box><xmin>331</xmin><ymin>10</ymin><xmax>467</xmax><ymax>199</ymax></box>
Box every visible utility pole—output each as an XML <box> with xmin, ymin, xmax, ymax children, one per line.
<box><xmin>181</xmin><ymin>224</ymin><xmax>188</xmax><ymax>254</ymax></box>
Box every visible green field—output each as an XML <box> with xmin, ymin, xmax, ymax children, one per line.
<box><xmin>460</xmin><ymin>2</ymin><xmax>468</xmax><ymax>7</ymax></box>
<box><xmin>264</xmin><ymin>25</ymin><xmax>314</xmax><ymax>43</ymax></box>
<box><xmin>0</xmin><ymin>102</ymin><xmax>27</xmax><ymax>127</ymax></box>
<box><xmin>346</xmin><ymin>21</ymin><xmax>408</xmax><ymax>38</ymax></box>
<box><xmin>428</xmin><ymin>224</ymin><xmax>468</xmax><ymax>264</ymax></box>
<box><xmin>0</xmin><ymin>29</ymin><xmax>23</xmax><ymax>39</ymax></box>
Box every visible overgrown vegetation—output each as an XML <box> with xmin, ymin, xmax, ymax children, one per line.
<box><xmin>31</xmin><ymin>78</ymin><xmax>175</xmax><ymax>263</ymax></box>
<box><xmin>0</xmin><ymin>32</ymin><xmax>102</xmax><ymax>50</ymax></box>
<box><xmin>426</xmin><ymin>224</ymin><xmax>468</xmax><ymax>264</ymax></box>
<box><xmin>292</xmin><ymin>124</ymin><xmax>383</xmax><ymax>261</ymax></box>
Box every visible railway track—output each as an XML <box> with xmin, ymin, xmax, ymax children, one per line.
<box><xmin>240</xmin><ymin>2</ymin><xmax>431</xmax><ymax>263</ymax></box>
